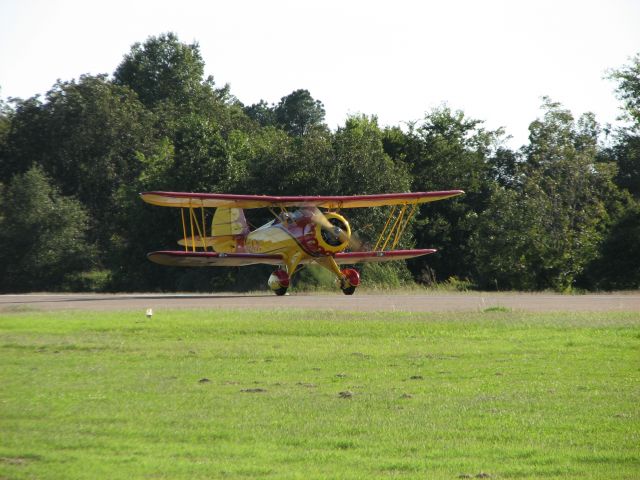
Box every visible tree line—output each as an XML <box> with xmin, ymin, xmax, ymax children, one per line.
<box><xmin>0</xmin><ymin>33</ymin><xmax>638</xmax><ymax>292</ymax></box>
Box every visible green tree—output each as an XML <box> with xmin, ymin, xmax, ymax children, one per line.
<box><xmin>234</xmin><ymin>126</ymin><xmax>295</xmax><ymax>195</ymax></box>
<box><xmin>333</xmin><ymin>115</ymin><xmax>410</xmax><ymax>195</ymax></box>
<box><xmin>274</xmin><ymin>89</ymin><xmax>326</xmax><ymax>136</ymax></box>
<box><xmin>113</xmin><ymin>32</ymin><xmax>248</xmax><ymax>136</ymax></box>
<box><xmin>608</xmin><ymin>54</ymin><xmax>640</xmax><ymax>198</ymax></box>
<box><xmin>394</xmin><ymin>106</ymin><xmax>503</xmax><ymax>283</ymax></box>
<box><xmin>609</xmin><ymin>53</ymin><xmax>640</xmax><ymax>127</ymax></box>
<box><xmin>114</xmin><ymin>32</ymin><xmax>208</xmax><ymax>109</ymax></box>
<box><xmin>0</xmin><ymin>75</ymin><xmax>158</xmax><ymax>255</ymax></box>
<box><xmin>0</xmin><ymin>166</ymin><xmax>95</xmax><ymax>292</ymax></box>
<box><xmin>582</xmin><ymin>202</ymin><xmax>640</xmax><ymax>290</ymax></box>
<box><xmin>525</xmin><ymin>101</ymin><xmax>616</xmax><ymax>290</ymax></box>
<box><xmin>244</xmin><ymin>99</ymin><xmax>277</xmax><ymax>127</ymax></box>
<box><xmin>468</xmin><ymin>187</ymin><xmax>540</xmax><ymax>290</ymax></box>
<box><xmin>609</xmin><ymin>134</ymin><xmax>640</xmax><ymax>197</ymax></box>
<box><xmin>577</xmin><ymin>54</ymin><xmax>640</xmax><ymax>289</ymax></box>
<box><xmin>0</xmin><ymin>89</ymin><xmax>11</xmax><ymax>145</ymax></box>
<box><xmin>171</xmin><ymin>115</ymin><xmax>233</xmax><ymax>192</ymax></box>
<box><xmin>472</xmin><ymin>99</ymin><xmax>619</xmax><ymax>291</ymax></box>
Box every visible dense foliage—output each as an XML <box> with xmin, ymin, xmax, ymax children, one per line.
<box><xmin>0</xmin><ymin>34</ymin><xmax>637</xmax><ymax>292</ymax></box>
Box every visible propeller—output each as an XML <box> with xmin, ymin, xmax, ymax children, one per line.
<box><xmin>308</xmin><ymin>207</ymin><xmax>363</xmax><ymax>251</ymax></box>
<box><xmin>311</xmin><ymin>209</ymin><xmax>347</xmax><ymax>244</ymax></box>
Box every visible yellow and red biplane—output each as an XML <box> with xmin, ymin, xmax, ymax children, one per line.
<box><xmin>141</xmin><ymin>190</ymin><xmax>464</xmax><ymax>295</ymax></box>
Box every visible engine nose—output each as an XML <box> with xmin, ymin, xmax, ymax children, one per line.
<box><xmin>314</xmin><ymin>212</ymin><xmax>351</xmax><ymax>254</ymax></box>
<box><xmin>321</xmin><ymin>218</ymin><xmax>346</xmax><ymax>246</ymax></box>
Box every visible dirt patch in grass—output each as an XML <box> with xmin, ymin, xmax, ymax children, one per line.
<box><xmin>0</xmin><ymin>456</ymin><xmax>40</xmax><ymax>466</ymax></box>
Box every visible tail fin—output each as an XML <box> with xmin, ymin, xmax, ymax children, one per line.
<box><xmin>212</xmin><ymin>208</ymin><xmax>249</xmax><ymax>236</ymax></box>
<box><xmin>177</xmin><ymin>208</ymin><xmax>249</xmax><ymax>253</ymax></box>
<box><xmin>209</xmin><ymin>207</ymin><xmax>248</xmax><ymax>253</ymax></box>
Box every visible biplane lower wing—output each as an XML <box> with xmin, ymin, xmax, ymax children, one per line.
<box><xmin>148</xmin><ymin>251</ymin><xmax>284</xmax><ymax>267</ymax></box>
<box><xmin>147</xmin><ymin>249</ymin><xmax>435</xmax><ymax>268</ymax></box>
<box><xmin>334</xmin><ymin>249</ymin><xmax>436</xmax><ymax>264</ymax></box>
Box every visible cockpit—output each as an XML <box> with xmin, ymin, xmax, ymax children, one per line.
<box><xmin>277</xmin><ymin>209</ymin><xmax>305</xmax><ymax>225</ymax></box>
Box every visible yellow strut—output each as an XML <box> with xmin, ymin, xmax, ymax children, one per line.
<box><xmin>391</xmin><ymin>203</ymin><xmax>418</xmax><ymax>250</ymax></box>
<box><xmin>189</xmin><ymin>206</ymin><xmax>205</xmax><ymax>251</ymax></box>
<box><xmin>374</xmin><ymin>205</ymin><xmax>397</xmax><ymax>251</ymax></box>
<box><xmin>200</xmin><ymin>206</ymin><xmax>208</xmax><ymax>252</ymax></box>
<box><xmin>180</xmin><ymin>208</ymin><xmax>188</xmax><ymax>252</ymax></box>
<box><xmin>381</xmin><ymin>204</ymin><xmax>407</xmax><ymax>251</ymax></box>
<box><xmin>188</xmin><ymin>203</ymin><xmax>196</xmax><ymax>252</ymax></box>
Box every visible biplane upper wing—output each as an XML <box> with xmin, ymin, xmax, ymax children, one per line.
<box><xmin>140</xmin><ymin>190</ymin><xmax>464</xmax><ymax>209</ymax></box>
<box><xmin>148</xmin><ymin>251</ymin><xmax>284</xmax><ymax>267</ymax></box>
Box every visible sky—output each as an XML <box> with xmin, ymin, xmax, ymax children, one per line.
<box><xmin>1</xmin><ymin>0</ymin><xmax>639</xmax><ymax>148</ymax></box>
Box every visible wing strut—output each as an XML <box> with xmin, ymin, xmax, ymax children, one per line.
<box><xmin>200</xmin><ymin>206</ymin><xmax>208</xmax><ymax>252</ymax></box>
<box><xmin>180</xmin><ymin>204</ymin><xmax>213</xmax><ymax>252</ymax></box>
<box><xmin>373</xmin><ymin>205</ymin><xmax>397</xmax><ymax>251</ymax></box>
<box><xmin>180</xmin><ymin>208</ymin><xmax>188</xmax><ymax>252</ymax></box>
<box><xmin>374</xmin><ymin>202</ymin><xmax>419</xmax><ymax>252</ymax></box>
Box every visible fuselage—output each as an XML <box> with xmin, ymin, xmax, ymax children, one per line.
<box><xmin>245</xmin><ymin>208</ymin><xmax>351</xmax><ymax>260</ymax></box>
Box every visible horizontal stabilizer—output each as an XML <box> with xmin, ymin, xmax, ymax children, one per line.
<box><xmin>177</xmin><ymin>235</ymin><xmax>237</xmax><ymax>248</ymax></box>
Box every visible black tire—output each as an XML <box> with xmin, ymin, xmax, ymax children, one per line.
<box><xmin>274</xmin><ymin>287</ymin><xmax>288</xmax><ymax>296</ymax></box>
<box><xmin>341</xmin><ymin>285</ymin><xmax>356</xmax><ymax>295</ymax></box>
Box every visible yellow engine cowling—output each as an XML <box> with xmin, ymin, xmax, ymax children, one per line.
<box><xmin>312</xmin><ymin>212</ymin><xmax>351</xmax><ymax>255</ymax></box>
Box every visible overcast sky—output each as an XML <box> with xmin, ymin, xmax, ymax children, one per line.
<box><xmin>1</xmin><ymin>0</ymin><xmax>639</xmax><ymax>147</ymax></box>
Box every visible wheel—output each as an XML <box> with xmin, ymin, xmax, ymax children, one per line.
<box><xmin>341</xmin><ymin>285</ymin><xmax>356</xmax><ymax>295</ymax></box>
<box><xmin>268</xmin><ymin>270</ymin><xmax>290</xmax><ymax>296</ymax></box>
<box><xmin>339</xmin><ymin>268</ymin><xmax>360</xmax><ymax>295</ymax></box>
<box><xmin>274</xmin><ymin>287</ymin><xmax>288</xmax><ymax>296</ymax></box>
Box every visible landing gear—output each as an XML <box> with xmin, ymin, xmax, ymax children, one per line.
<box><xmin>341</xmin><ymin>285</ymin><xmax>357</xmax><ymax>295</ymax></box>
<box><xmin>316</xmin><ymin>257</ymin><xmax>361</xmax><ymax>295</ymax></box>
<box><xmin>339</xmin><ymin>268</ymin><xmax>360</xmax><ymax>295</ymax></box>
<box><xmin>268</xmin><ymin>269</ymin><xmax>290</xmax><ymax>296</ymax></box>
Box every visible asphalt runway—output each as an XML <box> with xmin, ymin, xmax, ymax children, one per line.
<box><xmin>1</xmin><ymin>292</ymin><xmax>639</xmax><ymax>313</ymax></box>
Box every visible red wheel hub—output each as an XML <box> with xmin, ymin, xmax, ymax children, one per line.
<box><xmin>340</xmin><ymin>268</ymin><xmax>360</xmax><ymax>288</ymax></box>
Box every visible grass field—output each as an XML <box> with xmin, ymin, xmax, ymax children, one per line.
<box><xmin>1</xmin><ymin>308</ymin><xmax>638</xmax><ymax>479</ymax></box>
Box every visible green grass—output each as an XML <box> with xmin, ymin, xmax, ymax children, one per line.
<box><xmin>1</xmin><ymin>309</ymin><xmax>638</xmax><ymax>479</ymax></box>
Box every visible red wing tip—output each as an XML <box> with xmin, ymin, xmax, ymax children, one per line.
<box><xmin>436</xmin><ymin>190</ymin><xmax>464</xmax><ymax>197</ymax></box>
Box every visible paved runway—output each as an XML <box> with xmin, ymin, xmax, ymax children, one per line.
<box><xmin>1</xmin><ymin>292</ymin><xmax>639</xmax><ymax>313</ymax></box>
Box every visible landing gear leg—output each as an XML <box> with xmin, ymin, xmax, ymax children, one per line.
<box><xmin>268</xmin><ymin>252</ymin><xmax>305</xmax><ymax>296</ymax></box>
<box><xmin>315</xmin><ymin>257</ymin><xmax>360</xmax><ymax>295</ymax></box>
